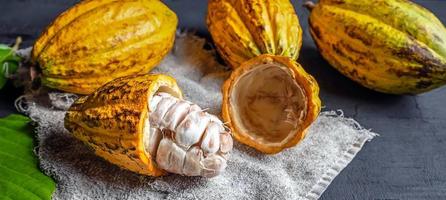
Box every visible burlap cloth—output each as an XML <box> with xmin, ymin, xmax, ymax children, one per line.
<box><xmin>16</xmin><ymin>33</ymin><xmax>377</xmax><ymax>200</ymax></box>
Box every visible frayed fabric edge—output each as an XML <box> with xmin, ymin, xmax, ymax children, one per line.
<box><xmin>305</xmin><ymin>110</ymin><xmax>378</xmax><ymax>200</ymax></box>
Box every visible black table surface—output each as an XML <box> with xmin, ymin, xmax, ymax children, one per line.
<box><xmin>1</xmin><ymin>0</ymin><xmax>445</xmax><ymax>199</ymax></box>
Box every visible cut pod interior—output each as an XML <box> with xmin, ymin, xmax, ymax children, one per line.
<box><xmin>230</xmin><ymin>63</ymin><xmax>308</xmax><ymax>146</ymax></box>
<box><xmin>143</xmin><ymin>85</ymin><xmax>232</xmax><ymax>177</ymax></box>
<box><xmin>143</xmin><ymin>85</ymin><xmax>182</xmax><ymax>160</ymax></box>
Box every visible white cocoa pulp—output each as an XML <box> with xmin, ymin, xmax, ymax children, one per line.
<box><xmin>143</xmin><ymin>92</ymin><xmax>232</xmax><ymax>178</ymax></box>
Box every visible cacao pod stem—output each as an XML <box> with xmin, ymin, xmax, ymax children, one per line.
<box><xmin>303</xmin><ymin>1</ymin><xmax>316</xmax><ymax>11</ymax></box>
<box><xmin>12</xmin><ymin>37</ymin><xmax>22</xmax><ymax>52</ymax></box>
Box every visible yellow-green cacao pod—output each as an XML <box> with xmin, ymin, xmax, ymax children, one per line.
<box><xmin>32</xmin><ymin>0</ymin><xmax>178</xmax><ymax>94</ymax></box>
<box><xmin>307</xmin><ymin>0</ymin><xmax>446</xmax><ymax>94</ymax></box>
<box><xmin>207</xmin><ymin>0</ymin><xmax>303</xmax><ymax>68</ymax></box>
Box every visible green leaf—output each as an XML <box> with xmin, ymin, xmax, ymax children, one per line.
<box><xmin>0</xmin><ymin>42</ymin><xmax>22</xmax><ymax>89</ymax></box>
<box><xmin>0</xmin><ymin>114</ymin><xmax>55</xmax><ymax>200</ymax></box>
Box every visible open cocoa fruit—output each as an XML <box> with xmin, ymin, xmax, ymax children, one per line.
<box><xmin>222</xmin><ymin>55</ymin><xmax>320</xmax><ymax>154</ymax></box>
<box><xmin>65</xmin><ymin>74</ymin><xmax>233</xmax><ymax>177</ymax></box>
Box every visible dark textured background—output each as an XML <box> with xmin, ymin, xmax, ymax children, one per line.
<box><xmin>0</xmin><ymin>0</ymin><xmax>445</xmax><ymax>199</ymax></box>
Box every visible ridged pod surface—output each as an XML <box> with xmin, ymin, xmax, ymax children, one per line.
<box><xmin>207</xmin><ymin>0</ymin><xmax>302</xmax><ymax>68</ymax></box>
<box><xmin>65</xmin><ymin>74</ymin><xmax>232</xmax><ymax>177</ymax></box>
<box><xmin>222</xmin><ymin>55</ymin><xmax>321</xmax><ymax>154</ymax></box>
<box><xmin>33</xmin><ymin>0</ymin><xmax>178</xmax><ymax>94</ymax></box>
<box><xmin>307</xmin><ymin>0</ymin><xmax>446</xmax><ymax>94</ymax></box>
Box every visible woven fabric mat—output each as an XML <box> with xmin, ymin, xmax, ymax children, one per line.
<box><xmin>17</xmin><ymin>33</ymin><xmax>377</xmax><ymax>200</ymax></box>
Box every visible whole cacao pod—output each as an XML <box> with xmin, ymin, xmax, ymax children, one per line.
<box><xmin>306</xmin><ymin>0</ymin><xmax>446</xmax><ymax>94</ymax></box>
<box><xmin>33</xmin><ymin>0</ymin><xmax>178</xmax><ymax>94</ymax></box>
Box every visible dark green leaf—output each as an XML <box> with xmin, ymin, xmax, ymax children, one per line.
<box><xmin>0</xmin><ymin>44</ymin><xmax>22</xmax><ymax>89</ymax></box>
<box><xmin>0</xmin><ymin>114</ymin><xmax>56</xmax><ymax>200</ymax></box>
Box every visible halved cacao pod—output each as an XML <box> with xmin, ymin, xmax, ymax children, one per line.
<box><xmin>208</xmin><ymin>0</ymin><xmax>321</xmax><ymax>153</ymax></box>
<box><xmin>65</xmin><ymin>74</ymin><xmax>181</xmax><ymax>176</ymax></box>
<box><xmin>222</xmin><ymin>55</ymin><xmax>321</xmax><ymax>154</ymax></box>
<box><xmin>65</xmin><ymin>74</ymin><xmax>233</xmax><ymax>177</ymax></box>
<box><xmin>306</xmin><ymin>0</ymin><xmax>446</xmax><ymax>94</ymax></box>
<box><xmin>33</xmin><ymin>0</ymin><xmax>178</xmax><ymax>94</ymax></box>
<box><xmin>207</xmin><ymin>0</ymin><xmax>303</xmax><ymax>68</ymax></box>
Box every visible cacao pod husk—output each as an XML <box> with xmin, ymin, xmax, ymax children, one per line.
<box><xmin>222</xmin><ymin>55</ymin><xmax>320</xmax><ymax>154</ymax></box>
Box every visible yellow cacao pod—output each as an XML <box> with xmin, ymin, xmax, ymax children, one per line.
<box><xmin>207</xmin><ymin>0</ymin><xmax>321</xmax><ymax>154</ymax></box>
<box><xmin>207</xmin><ymin>0</ymin><xmax>303</xmax><ymax>68</ymax></box>
<box><xmin>306</xmin><ymin>0</ymin><xmax>446</xmax><ymax>94</ymax></box>
<box><xmin>32</xmin><ymin>0</ymin><xmax>178</xmax><ymax>94</ymax></box>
